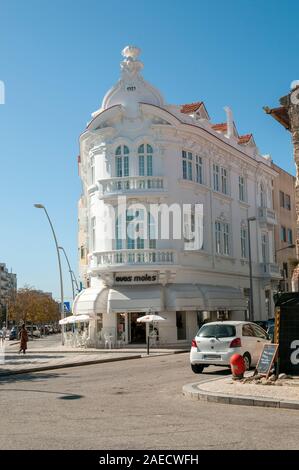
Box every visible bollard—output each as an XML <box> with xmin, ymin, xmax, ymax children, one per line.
<box><xmin>230</xmin><ymin>353</ymin><xmax>246</xmax><ymax>380</ymax></box>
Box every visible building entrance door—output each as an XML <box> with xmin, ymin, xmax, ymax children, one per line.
<box><xmin>129</xmin><ymin>312</ymin><xmax>146</xmax><ymax>344</ymax></box>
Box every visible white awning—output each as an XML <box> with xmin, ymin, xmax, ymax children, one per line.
<box><xmin>108</xmin><ymin>286</ymin><xmax>162</xmax><ymax>313</ymax></box>
<box><xmin>165</xmin><ymin>284</ymin><xmax>246</xmax><ymax>311</ymax></box>
<box><xmin>199</xmin><ymin>285</ymin><xmax>247</xmax><ymax>311</ymax></box>
<box><xmin>166</xmin><ymin>284</ymin><xmax>204</xmax><ymax>311</ymax></box>
<box><xmin>72</xmin><ymin>286</ymin><xmax>109</xmax><ymax>316</ymax></box>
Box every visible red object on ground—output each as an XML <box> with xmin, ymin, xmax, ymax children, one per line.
<box><xmin>230</xmin><ymin>354</ymin><xmax>246</xmax><ymax>378</ymax></box>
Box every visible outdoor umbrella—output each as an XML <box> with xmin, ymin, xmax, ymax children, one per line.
<box><xmin>137</xmin><ymin>314</ymin><xmax>166</xmax><ymax>354</ymax></box>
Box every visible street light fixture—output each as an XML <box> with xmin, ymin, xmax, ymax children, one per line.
<box><xmin>58</xmin><ymin>246</ymin><xmax>79</xmax><ymax>300</ymax></box>
<box><xmin>34</xmin><ymin>204</ymin><xmax>65</xmax><ymax>345</ymax></box>
<box><xmin>247</xmin><ymin>217</ymin><xmax>256</xmax><ymax>322</ymax></box>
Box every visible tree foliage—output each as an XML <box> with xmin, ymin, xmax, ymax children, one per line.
<box><xmin>8</xmin><ymin>286</ymin><xmax>60</xmax><ymax>324</ymax></box>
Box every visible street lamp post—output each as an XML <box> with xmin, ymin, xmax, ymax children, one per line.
<box><xmin>34</xmin><ymin>204</ymin><xmax>65</xmax><ymax>345</ymax></box>
<box><xmin>58</xmin><ymin>246</ymin><xmax>79</xmax><ymax>300</ymax></box>
<box><xmin>247</xmin><ymin>217</ymin><xmax>256</xmax><ymax>322</ymax></box>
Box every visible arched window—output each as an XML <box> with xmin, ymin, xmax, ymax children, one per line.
<box><xmin>115</xmin><ymin>145</ymin><xmax>129</xmax><ymax>177</ymax></box>
<box><xmin>138</xmin><ymin>144</ymin><xmax>153</xmax><ymax>176</ymax></box>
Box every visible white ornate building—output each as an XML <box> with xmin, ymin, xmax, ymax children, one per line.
<box><xmin>74</xmin><ymin>46</ymin><xmax>280</xmax><ymax>346</ymax></box>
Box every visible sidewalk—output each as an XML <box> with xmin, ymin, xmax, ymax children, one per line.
<box><xmin>0</xmin><ymin>337</ymin><xmax>188</xmax><ymax>377</ymax></box>
<box><xmin>183</xmin><ymin>374</ymin><xmax>299</xmax><ymax>410</ymax></box>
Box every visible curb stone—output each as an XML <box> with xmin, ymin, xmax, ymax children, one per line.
<box><xmin>182</xmin><ymin>380</ymin><xmax>299</xmax><ymax>410</ymax></box>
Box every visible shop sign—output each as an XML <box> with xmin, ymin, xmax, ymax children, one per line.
<box><xmin>114</xmin><ymin>272</ymin><xmax>158</xmax><ymax>284</ymax></box>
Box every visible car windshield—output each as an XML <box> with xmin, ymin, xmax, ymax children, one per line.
<box><xmin>197</xmin><ymin>324</ymin><xmax>236</xmax><ymax>338</ymax></box>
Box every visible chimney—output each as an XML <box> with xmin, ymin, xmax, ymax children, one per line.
<box><xmin>224</xmin><ymin>106</ymin><xmax>234</xmax><ymax>139</ymax></box>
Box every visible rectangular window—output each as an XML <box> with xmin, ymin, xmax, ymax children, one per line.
<box><xmin>139</xmin><ymin>155</ymin><xmax>145</xmax><ymax>176</ymax></box>
<box><xmin>182</xmin><ymin>151</ymin><xmax>187</xmax><ymax>179</ymax></box>
<box><xmin>221</xmin><ymin>167</ymin><xmax>228</xmax><ymax>194</ymax></box>
<box><xmin>213</xmin><ymin>164</ymin><xmax>220</xmax><ymax>191</ymax></box>
<box><xmin>215</xmin><ymin>221</ymin><xmax>221</xmax><ymax>254</ymax></box>
<box><xmin>285</xmin><ymin>194</ymin><xmax>291</xmax><ymax>210</ymax></box>
<box><xmin>116</xmin><ymin>215</ymin><xmax>123</xmax><ymax>250</ymax></box>
<box><xmin>148</xmin><ymin>212</ymin><xmax>156</xmax><ymax>249</ymax></box>
<box><xmin>195</xmin><ymin>155</ymin><xmax>203</xmax><ymax>184</ymax></box>
<box><xmin>261</xmin><ymin>233</ymin><xmax>268</xmax><ymax>263</ymax></box>
<box><xmin>287</xmin><ymin>228</ymin><xmax>293</xmax><ymax>244</ymax></box>
<box><xmin>280</xmin><ymin>191</ymin><xmax>285</xmax><ymax>208</ymax></box>
<box><xmin>239</xmin><ymin>176</ymin><xmax>245</xmax><ymax>201</ymax></box>
<box><xmin>215</xmin><ymin>221</ymin><xmax>230</xmax><ymax>256</ymax></box>
<box><xmin>240</xmin><ymin>227</ymin><xmax>248</xmax><ymax>258</ymax></box>
<box><xmin>187</xmin><ymin>152</ymin><xmax>193</xmax><ymax>180</ymax></box>
<box><xmin>223</xmin><ymin>223</ymin><xmax>230</xmax><ymax>255</ymax></box>
<box><xmin>280</xmin><ymin>226</ymin><xmax>287</xmax><ymax>242</ymax></box>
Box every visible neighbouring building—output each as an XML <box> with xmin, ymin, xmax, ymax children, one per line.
<box><xmin>74</xmin><ymin>46</ymin><xmax>280</xmax><ymax>347</ymax></box>
<box><xmin>271</xmin><ymin>162</ymin><xmax>297</xmax><ymax>292</ymax></box>
<box><xmin>265</xmin><ymin>81</ymin><xmax>299</xmax><ymax>290</ymax></box>
<box><xmin>0</xmin><ymin>263</ymin><xmax>17</xmax><ymax>325</ymax></box>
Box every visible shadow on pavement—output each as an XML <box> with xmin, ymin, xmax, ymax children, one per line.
<box><xmin>0</xmin><ymin>371</ymin><xmax>65</xmax><ymax>385</ymax></box>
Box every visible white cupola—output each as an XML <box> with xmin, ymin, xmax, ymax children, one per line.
<box><xmin>99</xmin><ymin>46</ymin><xmax>164</xmax><ymax>117</ymax></box>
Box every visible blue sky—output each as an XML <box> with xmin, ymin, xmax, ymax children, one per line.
<box><xmin>0</xmin><ymin>0</ymin><xmax>298</xmax><ymax>300</ymax></box>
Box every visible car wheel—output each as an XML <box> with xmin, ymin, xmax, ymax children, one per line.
<box><xmin>243</xmin><ymin>353</ymin><xmax>251</xmax><ymax>370</ymax></box>
<box><xmin>191</xmin><ymin>364</ymin><xmax>205</xmax><ymax>374</ymax></box>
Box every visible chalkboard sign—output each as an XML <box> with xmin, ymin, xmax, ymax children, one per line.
<box><xmin>255</xmin><ymin>344</ymin><xmax>278</xmax><ymax>378</ymax></box>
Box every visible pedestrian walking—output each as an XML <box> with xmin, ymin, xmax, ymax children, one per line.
<box><xmin>19</xmin><ymin>324</ymin><xmax>28</xmax><ymax>354</ymax></box>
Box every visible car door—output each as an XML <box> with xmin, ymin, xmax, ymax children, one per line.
<box><xmin>241</xmin><ymin>324</ymin><xmax>258</xmax><ymax>363</ymax></box>
<box><xmin>251</xmin><ymin>324</ymin><xmax>270</xmax><ymax>363</ymax></box>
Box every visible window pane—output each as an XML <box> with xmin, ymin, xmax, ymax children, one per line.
<box><xmin>124</xmin><ymin>145</ymin><xmax>129</xmax><ymax>155</ymax></box>
<box><xmin>124</xmin><ymin>156</ymin><xmax>129</xmax><ymax>176</ymax></box>
<box><xmin>138</xmin><ymin>144</ymin><xmax>144</xmax><ymax>153</ymax></box>
<box><xmin>182</xmin><ymin>160</ymin><xmax>187</xmax><ymax>179</ymax></box>
<box><xmin>147</xmin><ymin>155</ymin><xmax>153</xmax><ymax>176</ymax></box>
<box><xmin>116</xmin><ymin>157</ymin><xmax>122</xmax><ymax>177</ymax></box>
<box><xmin>139</xmin><ymin>155</ymin><xmax>145</xmax><ymax>176</ymax></box>
<box><xmin>147</xmin><ymin>144</ymin><xmax>153</xmax><ymax>153</ymax></box>
<box><xmin>115</xmin><ymin>146</ymin><xmax>121</xmax><ymax>156</ymax></box>
<box><xmin>188</xmin><ymin>161</ymin><xmax>192</xmax><ymax>180</ymax></box>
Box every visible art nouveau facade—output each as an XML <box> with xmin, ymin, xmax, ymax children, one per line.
<box><xmin>74</xmin><ymin>46</ymin><xmax>280</xmax><ymax>346</ymax></box>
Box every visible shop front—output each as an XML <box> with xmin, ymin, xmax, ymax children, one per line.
<box><xmin>72</xmin><ymin>281</ymin><xmax>247</xmax><ymax>348</ymax></box>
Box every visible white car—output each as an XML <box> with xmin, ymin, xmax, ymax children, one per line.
<box><xmin>190</xmin><ymin>321</ymin><xmax>271</xmax><ymax>373</ymax></box>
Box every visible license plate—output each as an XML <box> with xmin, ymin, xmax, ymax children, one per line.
<box><xmin>204</xmin><ymin>354</ymin><xmax>221</xmax><ymax>360</ymax></box>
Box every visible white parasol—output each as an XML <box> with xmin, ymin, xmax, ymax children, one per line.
<box><xmin>136</xmin><ymin>314</ymin><xmax>166</xmax><ymax>323</ymax></box>
<box><xmin>59</xmin><ymin>314</ymin><xmax>90</xmax><ymax>325</ymax></box>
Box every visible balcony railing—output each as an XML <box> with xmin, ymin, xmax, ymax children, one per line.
<box><xmin>91</xmin><ymin>249</ymin><xmax>177</xmax><ymax>267</ymax></box>
<box><xmin>260</xmin><ymin>262</ymin><xmax>281</xmax><ymax>277</ymax></box>
<box><xmin>257</xmin><ymin>207</ymin><xmax>277</xmax><ymax>225</ymax></box>
<box><xmin>98</xmin><ymin>176</ymin><xmax>167</xmax><ymax>196</ymax></box>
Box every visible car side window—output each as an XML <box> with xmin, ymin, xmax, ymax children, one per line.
<box><xmin>252</xmin><ymin>324</ymin><xmax>268</xmax><ymax>339</ymax></box>
<box><xmin>242</xmin><ymin>324</ymin><xmax>254</xmax><ymax>336</ymax></box>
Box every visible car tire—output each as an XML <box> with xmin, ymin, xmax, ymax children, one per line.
<box><xmin>191</xmin><ymin>364</ymin><xmax>205</xmax><ymax>374</ymax></box>
<box><xmin>243</xmin><ymin>353</ymin><xmax>251</xmax><ymax>370</ymax></box>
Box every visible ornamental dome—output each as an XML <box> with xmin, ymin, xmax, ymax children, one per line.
<box><xmin>101</xmin><ymin>46</ymin><xmax>164</xmax><ymax>115</ymax></box>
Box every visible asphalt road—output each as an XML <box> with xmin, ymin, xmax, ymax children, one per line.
<box><xmin>0</xmin><ymin>353</ymin><xmax>298</xmax><ymax>450</ymax></box>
